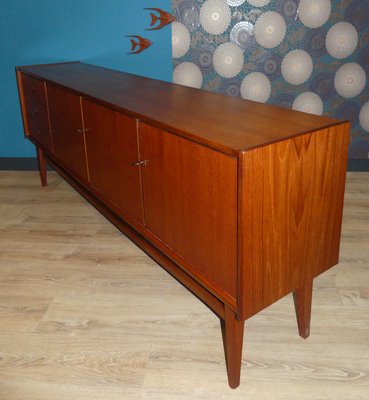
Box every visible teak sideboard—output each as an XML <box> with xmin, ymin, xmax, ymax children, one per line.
<box><xmin>16</xmin><ymin>62</ymin><xmax>349</xmax><ymax>388</ymax></box>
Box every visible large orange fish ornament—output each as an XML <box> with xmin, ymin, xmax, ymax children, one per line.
<box><xmin>144</xmin><ymin>7</ymin><xmax>176</xmax><ymax>30</ymax></box>
<box><xmin>126</xmin><ymin>35</ymin><xmax>153</xmax><ymax>55</ymax></box>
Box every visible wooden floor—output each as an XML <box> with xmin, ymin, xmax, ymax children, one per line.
<box><xmin>0</xmin><ymin>171</ymin><xmax>368</xmax><ymax>399</ymax></box>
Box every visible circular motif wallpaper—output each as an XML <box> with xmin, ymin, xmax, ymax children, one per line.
<box><xmin>172</xmin><ymin>0</ymin><xmax>369</xmax><ymax>159</ymax></box>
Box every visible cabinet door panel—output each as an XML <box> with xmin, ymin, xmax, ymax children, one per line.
<box><xmin>47</xmin><ymin>84</ymin><xmax>88</xmax><ymax>181</ymax></box>
<box><xmin>83</xmin><ymin>99</ymin><xmax>144</xmax><ymax>224</ymax></box>
<box><xmin>139</xmin><ymin>122</ymin><xmax>238</xmax><ymax>298</ymax></box>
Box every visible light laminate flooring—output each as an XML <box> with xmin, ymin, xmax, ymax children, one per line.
<box><xmin>0</xmin><ymin>171</ymin><xmax>368</xmax><ymax>399</ymax></box>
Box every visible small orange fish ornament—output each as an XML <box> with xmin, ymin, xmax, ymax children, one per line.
<box><xmin>144</xmin><ymin>7</ymin><xmax>176</xmax><ymax>30</ymax></box>
<box><xmin>126</xmin><ymin>35</ymin><xmax>153</xmax><ymax>55</ymax></box>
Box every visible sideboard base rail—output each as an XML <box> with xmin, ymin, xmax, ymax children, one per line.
<box><xmin>38</xmin><ymin>145</ymin><xmax>314</xmax><ymax>389</ymax></box>
<box><xmin>41</xmin><ymin>149</ymin><xmax>226</xmax><ymax>318</ymax></box>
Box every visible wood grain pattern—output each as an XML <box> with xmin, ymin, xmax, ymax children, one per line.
<box><xmin>27</xmin><ymin>105</ymin><xmax>53</xmax><ymax>149</ymax></box>
<box><xmin>15</xmin><ymin>63</ymin><xmax>350</xmax><ymax>389</ymax></box>
<box><xmin>82</xmin><ymin>99</ymin><xmax>144</xmax><ymax>224</ymax></box>
<box><xmin>36</xmin><ymin>147</ymin><xmax>47</xmax><ymax>187</ymax></box>
<box><xmin>293</xmin><ymin>281</ymin><xmax>313</xmax><ymax>339</ymax></box>
<box><xmin>42</xmin><ymin>156</ymin><xmax>226</xmax><ymax>319</ymax></box>
<box><xmin>16</xmin><ymin>72</ymin><xmax>53</xmax><ymax>151</ymax></box>
<box><xmin>15</xmin><ymin>68</ymin><xmax>30</xmax><ymax>136</ymax></box>
<box><xmin>240</xmin><ymin>124</ymin><xmax>350</xmax><ymax>320</ymax></box>
<box><xmin>17</xmin><ymin>63</ymin><xmax>343</xmax><ymax>156</ymax></box>
<box><xmin>221</xmin><ymin>308</ymin><xmax>245</xmax><ymax>389</ymax></box>
<box><xmin>0</xmin><ymin>171</ymin><xmax>368</xmax><ymax>400</ymax></box>
<box><xmin>21</xmin><ymin>73</ymin><xmax>47</xmax><ymax>106</ymax></box>
<box><xmin>47</xmin><ymin>84</ymin><xmax>88</xmax><ymax>181</ymax></box>
<box><xmin>139</xmin><ymin>122</ymin><xmax>238</xmax><ymax>299</ymax></box>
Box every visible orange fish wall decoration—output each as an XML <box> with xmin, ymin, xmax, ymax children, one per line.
<box><xmin>126</xmin><ymin>35</ymin><xmax>153</xmax><ymax>55</ymax></box>
<box><xmin>144</xmin><ymin>7</ymin><xmax>176</xmax><ymax>30</ymax></box>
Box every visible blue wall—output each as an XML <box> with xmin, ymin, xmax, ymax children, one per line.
<box><xmin>0</xmin><ymin>0</ymin><xmax>172</xmax><ymax>157</ymax></box>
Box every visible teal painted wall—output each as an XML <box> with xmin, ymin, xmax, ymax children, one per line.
<box><xmin>0</xmin><ymin>0</ymin><xmax>172</xmax><ymax>157</ymax></box>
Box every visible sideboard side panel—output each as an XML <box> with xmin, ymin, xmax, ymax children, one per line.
<box><xmin>15</xmin><ymin>70</ymin><xmax>30</xmax><ymax>137</ymax></box>
<box><xmin>240</xmin><ymin>123</ymin><xmax>350</xmax><ymax>320</ymax></box>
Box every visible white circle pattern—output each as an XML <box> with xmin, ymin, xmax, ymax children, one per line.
<box><xmin>359</xmin><ymin>102</ymin><xmax>369</xmax><ymax>132</ymax></box>
<box><xmin>293</xmin><ymin>92</ymin><xmax>324</xmax><ymax>115</ymax></box>
<box><xmin>213</xmin><ymin>42</ymin><xmax>244</xmax><ymax>78</ymax></box>
<box><xmin>172</xmin><ymin>0</ymin><xmax>367</xmax><ymax>155</ymax></box>
<box><xmin>326</xmin><ymin>22</ymin><xmax>358</xmax><ymax>60</ymax></box>
<box><xmin>254</xmin><ymin>11</ymin><xmax>286</xmax><ymax>49</ymax></box>
<box><xmin>173</xmin><ymin>62</ymin><xmax>203</xmax><ymax>89</ymax></box>
<box><xmin>200</xmin><ymin>0</ymin><xmax>232</xmax><ymax>35</ymax></box>
<box><xmin>281</xmin><ymin>50</ymin><xmax>313</xmax><ymax>85</ymax></box>
<box><xmin>334</xmin><ymin>63</ymin><xmax>366</xmax><ymax>98</ymax></box>
<box><xmin>298</xmin><ymin>0</ymin><xmax>332</xmax><ymax>29</ymax></box>
<box><xmin>172</xmin><ymin>22</ymin><xmax>191</xmax><ymax>59</ymax></box>
<box><xmin>240</xmin><ymin>72</ymin><xmax>271</xmax><ymax>103</ymax></box>
<box><xmin>227</xmin><ymin>0</ymin><xmax>246</xmax><ymax>6</ymax></box>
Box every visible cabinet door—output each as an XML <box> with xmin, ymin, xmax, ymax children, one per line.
<box><xmin>47</xmin><ymin>84</ymin><xmax>88</xmax><ymax>181</ymax></box>
<box><xmin>82</xmin><ymin>99</ymin><xmax>144</xmax><ymax>224</ymax></box>
<box><xmin>139</xmin><ymin>122</ymin><xmax>238</xmax><ymax>298</ymax></box>
<box><xmin>22</xmin><ymin>74</ymin><xmax>53</xmax><ymax>151</ymax></box>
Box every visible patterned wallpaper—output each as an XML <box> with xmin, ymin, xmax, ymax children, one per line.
<box><xmin>171</xmin><ymin>0</ymin><xmax>369</xmax><ymax>159</ymax></box>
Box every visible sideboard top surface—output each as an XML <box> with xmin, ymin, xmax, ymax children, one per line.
<box><xmin>18</xmin><ymin>62</ymin><xmax>343</xmax><ymax>156</ymax></box>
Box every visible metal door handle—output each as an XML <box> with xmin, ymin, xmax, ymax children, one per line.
<box><xmin>131</xmin><ymin>160</ymin><xmax>149</xmax><ymax>167</ymax></box>
<box><xmin>76</xmin><ymin>128</ymin><xmax>91</xmax><ymax>133</ymax></box>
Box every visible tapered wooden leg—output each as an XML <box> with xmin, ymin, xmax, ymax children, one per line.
<box><xmin>221</xmin><ymin>307</ymin><xmax>244</xmax><ymax>389</ymax></box>
<box><xmin>36</xmin><ymin>147</ymin><xmax>47</xmax><ymax>187</ymax></box>
<box><xmin>293</xmin><ymin>280</ymin><xmax>313</xmax><ymax>339</ymax></box>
